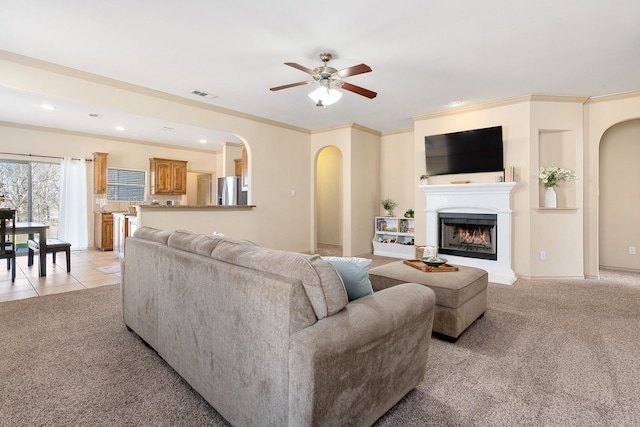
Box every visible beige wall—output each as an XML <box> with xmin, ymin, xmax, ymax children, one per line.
<box><xmin>348</xmin><ymin>127</ymin><xmax>381</xmax><ymax>256</ymax></box>
<box><xmin>529</xmin><ymin>99</ymin><xmax>585</xmax><ymax>278</ymax></box>
<box><xmin>404</xmin><ymin>94</ymin><xmax>640</xmax><ymax>278</ymax></box>
<box><xmin>380</xmin><ymin>130</ymin><xmax>414</xmax><ymax>217</ymax></box>
<box><xmin>222</xmin><ymin>142</ymin><xmax>242</xmax><ymax>177</ymax></box>
<box><xmin>585</xmin><ymin>92</ymin><xmax>640</xmax><ymax>276</ymax></box>
<box><xmin>310</xmin><ymin>125</ymin><xmax>381</xmax><ymax>256</ymax></box>
<box><xmin>316</xmin><ymin>146</ymin><xmax>342</xmax><ymax>246</ymax></box>
<box><xmin>598</xmin><ymin>119</ymin><xmax>640</xmax><ymax>270</ymax></box>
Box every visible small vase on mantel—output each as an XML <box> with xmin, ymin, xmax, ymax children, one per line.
<box><xmin>544</xmin><ymin>186</ymin><xmax>557</xmax><ymax>208</ymax></box>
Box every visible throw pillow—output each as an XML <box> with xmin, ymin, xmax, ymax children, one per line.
<box><xmin>322</xmin><ymin>256</ymin><xmax>373</xmax><ymax>301</ymax></box>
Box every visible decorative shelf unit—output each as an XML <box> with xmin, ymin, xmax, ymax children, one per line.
<box><xmin>372</xmin><ymin>216</ymin><xmax>415</xmax><ymax>258</ymax></box>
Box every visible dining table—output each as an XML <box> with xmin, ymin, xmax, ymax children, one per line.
<box><xmin>15</xmin><ymin>222</ymin><xmax>49</xmax><ymax>277</ymax></box>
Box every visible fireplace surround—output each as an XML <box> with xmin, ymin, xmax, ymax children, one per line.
<box><xmin>421</xmin><ymin>182</ymin><xmax>517</xmax><ymax>284</ymax></box>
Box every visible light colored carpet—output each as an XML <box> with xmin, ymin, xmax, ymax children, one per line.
<box><xmin>1</xmin><ymin>268</ymin><xmax>639</xmax><ymax>426</ymax></box>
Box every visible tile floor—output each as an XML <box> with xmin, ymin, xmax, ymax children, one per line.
<box><xmin>0</xmin><ymin>249</ymin><xmax>121</xmax><ymax>302</ymax></box>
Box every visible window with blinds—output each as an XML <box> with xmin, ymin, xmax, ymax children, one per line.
<box><xmin>106</xmin><ymin>168</ymin><xmax>146</xmax><ymax>202</ymax></box>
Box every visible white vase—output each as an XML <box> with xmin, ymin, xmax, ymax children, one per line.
<box><xmin>383</xmin><ymin>209</ymin><xmax>392</xmax><ymax>217</ymax></box>
<box><xmin>544</xmin><ymin>187</ymin><xmax>557</xmax><ymax>208</ymax></box>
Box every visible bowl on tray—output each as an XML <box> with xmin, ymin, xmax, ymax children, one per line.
<box><xmin>420</xmin><ymin>256</ymin><xmax>448</xmax><ymax>268</ymax></box>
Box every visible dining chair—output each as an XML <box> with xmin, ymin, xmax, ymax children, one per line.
<box><xmin>0</xmin><ymin>209</ymin><xmax>17</xmax><ymax>282</ymax></box>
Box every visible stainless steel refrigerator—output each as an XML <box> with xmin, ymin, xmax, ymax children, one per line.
<box><xmin>217</xmin><ymin>176</ymin><xmax>247</xmax><ymax>205</ymax></box>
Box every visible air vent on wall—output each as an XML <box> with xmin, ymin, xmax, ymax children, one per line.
<box><xmin>190</xmin><ymin>90</ymin><xmax>218</xmax><ymax>100</ymax></box>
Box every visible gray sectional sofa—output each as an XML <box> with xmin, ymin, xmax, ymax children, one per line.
<box><xmin>121</xmin><ymin>227</ymin><xmax>436</xmax><ymax>427</ymax></box>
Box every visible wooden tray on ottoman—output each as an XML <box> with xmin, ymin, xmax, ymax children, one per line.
<box><xmin>403</xmin><ymin>259</ymin><xmax>459</xmax><ymax>272</ymax></box>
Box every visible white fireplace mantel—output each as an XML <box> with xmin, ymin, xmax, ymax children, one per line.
<box><xmin>420</xmin><ymin>182</ymin><xmax>517</xmax><ymax>284</ymax></box>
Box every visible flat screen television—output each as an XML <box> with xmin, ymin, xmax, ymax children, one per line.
<box><xmin>424</xmin><ymin>126</ymin><xmax>504</xmax><ymax>176</ymax></box>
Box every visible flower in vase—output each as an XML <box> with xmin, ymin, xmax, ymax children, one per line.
<box><xmin>539</xmin><ymin>165</ymin><xmax>578</xmax><ymax>188</ymax></box>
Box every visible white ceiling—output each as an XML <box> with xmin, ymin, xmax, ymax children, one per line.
<box><xmin>1</xmin><ymin>0</ymin><xmax>639</xmax><ymax>151</ymax></box>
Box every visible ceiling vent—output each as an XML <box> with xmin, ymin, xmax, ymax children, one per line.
<box><xmin>160</xmin><ymin>126</ymin><xmax>174</xmax><ymax>131</ymax></box>
<box><xmin>88</xmin><ymin>113</ymin><xmax>103</xmax><ymax>118</ymax></box>
<box><xmin>190</xmin><ymin>90</ymin><xmax>218</xmax><ymax>100</ymax></box>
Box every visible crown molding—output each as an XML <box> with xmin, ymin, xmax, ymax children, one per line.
<box><xmin>413</xmin><ymin>94</ymin><xmax>595</xmax><ymax>122</ymax></box>
<box><xmin>311</xmin><ymin>122</ymin><xmax>381</xmax><ymax>136</ymax></box>
<box><xmin>381</xmin><ymin>127</ymin><xmax>413</xmax><ymax>137</ymax></box>
<box><xmin>586</xmin><ymin>89</ymin><xmax>640</xmax><ymax>104</ymax></box>
<box><xmin>0</xmin><ymin>50</ymin><xmax>310</xmax><ymax>135</ymax></box>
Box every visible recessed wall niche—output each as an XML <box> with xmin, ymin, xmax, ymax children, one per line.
<box><xmin>538</xmin><ymin>130</ymin><xmax>576</xmax><ymax>208</ymax></box>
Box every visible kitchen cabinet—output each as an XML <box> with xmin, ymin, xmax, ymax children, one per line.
<box><xmin>150</xmin><ymin>158</ymin><xmax>188</xmax><ymax>195</ymax></box>
<box><xmin>128</xmin><ymin>215</ymin><xmax>138</xmax><ymax>236</ymax></box>
<box><xmin>93</xmin><ymin>152</ymin><xmax>108</xmax><ymax>194</ymax></box>
<box><xmin>113</xmin><ymin>213</ymin><xmax>137</xmax><ymax>258</ymax></box>
<box><xmin>94</xmin><ymin>212</ymin><xmax>113</xmax><ymax>251</ymax></box>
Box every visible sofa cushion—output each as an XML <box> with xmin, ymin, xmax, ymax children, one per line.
<box><xmin>211</xmin><ymin>240</ymin><xmax>347</xmax><ymax>319</ymax></box>
<box><xmin>133</xmin><ymin>226</ymin><xmax>172</xmax><ymax>245</ymax></box>
<box><xmin>321</xmin><ymin>257</ymin><xmax>373</xmax><ymax>301</ymax></box>
<box><xmin>167</xmin><ymin>229</ymin><xmax>225</xmax><ymax>257</ymax></box>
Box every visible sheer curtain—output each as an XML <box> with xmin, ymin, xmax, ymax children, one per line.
<box><xmin>58</xmin><ymin>157</ymin><xmax>88</xmax><ymax>249</ymax></box>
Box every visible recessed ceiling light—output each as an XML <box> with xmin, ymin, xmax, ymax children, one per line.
<box><xmin>115</xmin><ymin>126</ymin><xmax>126</xmax><ymax>131</ymax></box>
<box><xmin>41</xmin><ymin>104</ymin><xmax>56</xmax><ymax>110</ymax></box>
<box><xmin>447</xmin><ymin>101</ymin><xmax>463</xmax><ymax>107</ymax></box>
<box><xmin>199</xmin><ymin>139</ymin><xmax>207</xmax><ymax>144</ymax></box>
<box><xmin>160</xmin><ymin>126</ymin><xmax>174</xmax><ymax>131</ymax></box>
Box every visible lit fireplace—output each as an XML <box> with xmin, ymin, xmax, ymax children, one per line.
<box><xmin>438</xmin><ymin>213</ymin><xmax>497</xmax><ymax>261</ymax></box>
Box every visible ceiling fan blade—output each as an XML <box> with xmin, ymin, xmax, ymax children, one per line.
<box><xmin>341</xmin><ymin>82</ymin><xmax>377</xmax><ymax>99</ymax></box>
<box><xmin>285</xmin><ymin>62</ymin><xmax>317</xmax><ymax>75</ymax></box>
<box><xmin>270</xmin><ymin>81</ymin><xmax>312</xmax><ymax>91</ymax></box>
<box><xmin>335</xmin><ymin>63</ymin><xmax>372</xmax><ymax>78</ymax></box>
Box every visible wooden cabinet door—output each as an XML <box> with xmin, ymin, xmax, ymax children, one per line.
<box><xmin>171</xmin><ymin>161</ymin><xmax>187</xmax><ymax>194</ymax></box>
<box><xmin>150</xmin><ymin>158</ymin><xmax>187</xmax><ymax>194</ymax></box>
<box><xmin>94</xmin><ymin>213</ymin><xmax>113</xmax><ymax>251</ymax></box>
<box><xmin>102</xmin><ymin>215</ymin><xmax>114</xmax><ymax>251</ymax></box>
<box><xmin>152</xmin><ymin>158</ymin><xmax>173</xmax><ymax>194</ymax></box>
<box><xmin>93</xmin><ymin>152</ymin><xmax>108</xmax><ymax>194</ymax></box>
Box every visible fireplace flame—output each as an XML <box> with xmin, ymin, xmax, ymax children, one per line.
<box><xmin>459</xmin><ymin>227</ymin><xmax>489</xmax><ymax>246</ymax></box>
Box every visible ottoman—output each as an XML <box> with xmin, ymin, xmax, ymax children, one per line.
<box><xmin>369</xmin><ymin>261</ymin><xmax>488</xmax><ymax>340</ymax></box>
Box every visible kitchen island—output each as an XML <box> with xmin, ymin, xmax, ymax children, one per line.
<box><xmin>133</xmin><ymin>204</ymin><xmax>257</xmax><ymax>240</ymax></box>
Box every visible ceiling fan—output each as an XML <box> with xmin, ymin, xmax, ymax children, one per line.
<box><xmin>270</xmin><ymin>52</ymin><xmax>377</xmax><ymax>107</ymax></box>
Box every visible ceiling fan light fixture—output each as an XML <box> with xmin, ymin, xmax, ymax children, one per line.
<box><xmin>308</xmin><ymin>86</ymin><xmax>342</xmax><ymax>107</ymax></box>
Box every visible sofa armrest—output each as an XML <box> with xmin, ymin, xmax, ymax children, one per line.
<box><xmin>288</xmin><ymin>283</ymin><xmax>435</xmax><ymax>427</ymax></box>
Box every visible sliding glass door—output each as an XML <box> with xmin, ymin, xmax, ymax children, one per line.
<box><xmin>0</xmin><ymin>159</ymin><xmax>61</xmax><ymax>238</ymax></box>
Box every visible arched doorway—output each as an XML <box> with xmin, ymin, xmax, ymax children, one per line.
<box><xmin>315</xmin><ymin>146</ymin><xmax>343</xmax><ymax>255</ymax></box>
<box><xmin>598</xmin><ymin>118</ymin><xmax>640</xmax><ymax>270</ymax></box>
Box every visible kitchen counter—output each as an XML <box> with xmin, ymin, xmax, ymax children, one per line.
<box><xmin>136</xmin><ymin>204</ymin><xmax>255</xmax><ymax>209</ymax></box>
